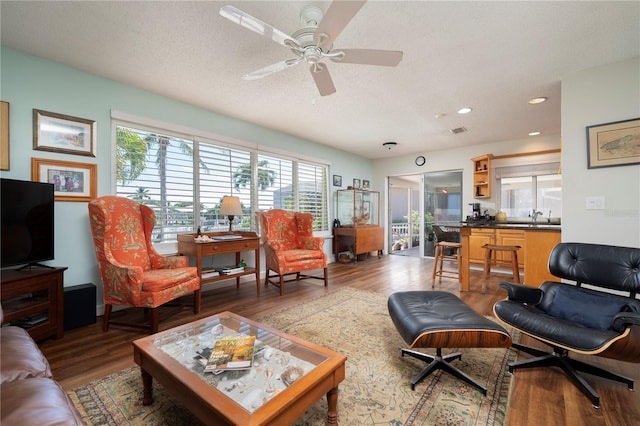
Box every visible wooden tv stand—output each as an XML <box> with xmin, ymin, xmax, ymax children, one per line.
<box><xmin>0</xmin><ymin>266</ymin><xmax>66</xmax><ymax>342</ymax></box>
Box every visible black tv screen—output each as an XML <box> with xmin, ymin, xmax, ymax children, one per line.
<box><xmin>1</xmin><ymin>178</ymin><xmax>55</xmax><ymax>268</ymax></box>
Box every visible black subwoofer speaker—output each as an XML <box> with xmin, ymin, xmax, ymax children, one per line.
<box><xmin>63</xmin><ymin>283</ymin><xmax>96</xmax><ymax>331</ymax></box>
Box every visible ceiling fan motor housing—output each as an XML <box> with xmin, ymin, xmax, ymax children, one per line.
<box><xmin>300</xmin><ymin>5</ymin><xmax>323</xmax><ymax>27</ymax></box>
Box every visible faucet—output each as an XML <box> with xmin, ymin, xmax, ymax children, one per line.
<box><xmin>531</xmin><ymin>211</ymin><xmax>544</xmax><ymax>222</ymax></box>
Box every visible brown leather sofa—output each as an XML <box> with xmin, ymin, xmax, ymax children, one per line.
<box><xmin>0</xmin><ymin>304</ymin><xmax>84</xmax><ymax>425</ymax></box>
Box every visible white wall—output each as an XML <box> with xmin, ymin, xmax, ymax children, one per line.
<box><xmin>561</xmin><ymin>57</ymin><xmax>640</xmax><ymax>247</ymax></box>
<box><xmin>373</xmin><ymin>57</ymin><xmax>640</xmax><ymax>251</ymax></box>
<box><xmin>372</xmin><ymin>135</ymin><xmax>561</xmax><ymax>248</ymax></box>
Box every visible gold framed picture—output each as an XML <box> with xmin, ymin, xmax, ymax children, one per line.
<box><xmin>33</xmin><ymin>109</ymin><xmax>96</xmax><ymax>157</ymax></box>
<box><xmin>31</xmin><ymin>158</ymin><xmax>97</xmax><ymax>202</ymax></box>
<box><xmin>1</xmin><ymin>101</ymin><xmax>9</xmax><ymax>170</ymax></box>
<box><xmin>587</xmin><ymin>118</ymin><xmax>640</xmax><ymax>169</ymax></box>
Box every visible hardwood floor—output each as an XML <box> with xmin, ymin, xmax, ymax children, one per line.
<box><xmin>39</xmin><ymin>254</ymin><xmax>639</xmax><ymax>425</ymax></box>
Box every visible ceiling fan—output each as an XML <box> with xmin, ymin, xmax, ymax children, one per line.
<box><xmin>219</xmin><ymin>1</ymin><xmax>403</xmax><ymax>96</ymax></box>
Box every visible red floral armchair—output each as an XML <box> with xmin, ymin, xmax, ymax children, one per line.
<box><xmin>260</xmin><ymin>209</ymin><xmax>328</xmax><ymax>295</ymax></box>
<box><xmin>88</xmin><ymin>196</ymin><xmax>200</xmax><ymax>333</ymax></box>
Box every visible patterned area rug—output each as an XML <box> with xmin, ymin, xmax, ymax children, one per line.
<box><xmin>69</xmin><ymin>287</ymin><xmax>518</xmax><ymax>425</ymax></box>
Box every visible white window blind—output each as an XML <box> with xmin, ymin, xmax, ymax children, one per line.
<box><xmin>115</xmin><ymin>125</ymin><xmax>196</xmax><ymax>242</ymax></box>
<box><xmin>115</xmin><ymin>122</ymin><xmax>330</xmax><ymax>242</ymax></box>
<box><xmin>256</xmin><ymin>154</ymin><xmax>293</xmax><ymax>211</ymax></box>
<box><xmin>298</xmin><ymin>161</ymin><xmax>328</xmax><ymax>231</ymax></box>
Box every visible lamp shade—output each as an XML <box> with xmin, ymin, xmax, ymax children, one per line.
<box><xmin>219</xmin><ymin>196</ymin><xmax>242</xmax><ymax>216</ymax></box>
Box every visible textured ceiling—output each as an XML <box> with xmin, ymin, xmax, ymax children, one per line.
<box><xmin>1</xmin><ymin>1</ymin><xmax>639</xmax><ymax>159</ymax></box>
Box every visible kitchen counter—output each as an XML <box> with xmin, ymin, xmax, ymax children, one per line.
<box><xmin>450</xmin><ymin>224</ymin><xmax>561</xmax><ymax>291</ymax></box>
<box><xmin>460</xmin><ymin>220</ymin><xmax>561</xmax><ymax>231</ymax></box>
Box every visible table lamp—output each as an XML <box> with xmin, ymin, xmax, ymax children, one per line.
<box><xmin>219</xmin><ymin>195</ymin><xmax>242</xmax><ymax>233</ymax></box>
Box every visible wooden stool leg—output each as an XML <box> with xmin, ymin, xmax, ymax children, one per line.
<box><xmin>455</xmin><ymin>246</ymin><xmax>461</xmax><ymax>280</ymax></box>
<box><xmin>482</xmin><ymin>248</ymin><xmax>492</xmax><ymax>294</ymax></box>
<box><xmin>511</xmin><ymin>251</ymin><xmax>520</xmax><ymax>283</ymax></box>
<box><xmin>432</xmin><ymin>244</ymin><xmax>440</xmax><ymax>282</ymax></box>
<box><xmin>438</xmin><ymin>246</ymin><xmax>446</xmax><ymax>283</ymax></box>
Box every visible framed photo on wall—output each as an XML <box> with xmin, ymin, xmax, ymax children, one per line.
<box><xmin>587</xmin><ymin>117</ymin><xmax>640</xmax><ymax>169</ymax></box>
<box><xmin>31</xmin><ymin>158</ymin><xmax>97</xmax><ymax>202</ymax></box>
<box><xmin>353</xmin><ymin>178</ymin><xmax>361</xmax><ymax>189</ymax></box>
<box><xmin>33</xmin><ymin>109</ymin><xmax>96</xmax><ymax>157</ymax></box>
<box><xmin>362</xmin><ymin>179</ymin><xmax>370</xmax><ymax>190</ymax></box>
<box><xmin>333</xmin><ymin>174</ymin><xmax>342</xmax><ymax>187</ymax></box>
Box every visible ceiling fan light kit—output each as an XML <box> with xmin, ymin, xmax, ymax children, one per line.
<box><xmin>220</xmin><ymin>1</ymin><xmax>403</xmax><ymax>96</ymax></box>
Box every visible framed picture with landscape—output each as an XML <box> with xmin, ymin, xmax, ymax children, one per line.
<box><xmin>33</xmin><ymin>109</ymin><xmax>96</xmax><ymax>157</ymax></box>
<box><xmin>31</xmin><ymin>158</ymin><xmax>97</xmax><ymax>202</ymax></box>
<box><xmin>587</xmin><ymin>117</ymin><xmax>640</xmax><ymax>169</ymax></box>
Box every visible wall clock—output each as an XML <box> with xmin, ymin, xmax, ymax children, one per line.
<box><xmin>415</xmin><ymin>156</ymin><xmax>426</xmax><ymax>166</ymax></box>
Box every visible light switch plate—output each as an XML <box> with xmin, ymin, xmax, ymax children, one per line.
<box><xmin>586</xmin><ymin>196</ymin><xmax>605</xmax><ymax>210</ymax></box>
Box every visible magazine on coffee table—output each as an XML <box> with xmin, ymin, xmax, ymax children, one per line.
<box><xmin>204</xmin><ymin>335</ymin><xmax>256</xmax><ymax>372</ymax></box>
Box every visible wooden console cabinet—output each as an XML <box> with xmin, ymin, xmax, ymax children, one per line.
<box><xmin>0</xmin><ymin>266</ymin><xmax>66</xmax><ymax>342</ymax></box>
<box><xmin>333</xmin><ymin>225</ymin><xmax>384</xmax><ymax>262</ymax></box>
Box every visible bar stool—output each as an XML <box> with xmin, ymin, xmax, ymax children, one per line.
<box><xmin>432</xmin><ymin>241</ymin><xmax>462</xmax><ymax>286</ymax></box>
<box><xmin>482</xmin><ymin>244</ymin><xmax>521</xmax><ymax>293</ymax></box>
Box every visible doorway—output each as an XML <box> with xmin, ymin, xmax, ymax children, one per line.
<box><xmin>423</xmin><ymin>171</ymin><xmax>463</xmax><ymax>257</ymax></box>
<box><xmin>389</xmin><ymin>171</ymin><xmax>463</xmax><ymax>257</ymax></box>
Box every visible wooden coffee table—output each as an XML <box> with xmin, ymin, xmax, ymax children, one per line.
<box><xmin>132</xmin><ymin>311</ymin><xmax>347</xmax><ymax>425</ymax></box>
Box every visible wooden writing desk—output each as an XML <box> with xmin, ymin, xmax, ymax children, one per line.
<box><xmin>177</xmin><ymin>232</ymin><xmax>261</xmax><ymax>294</ymax></box>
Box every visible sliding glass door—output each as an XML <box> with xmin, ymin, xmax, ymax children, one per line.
<box><xmin>423</xmin><ymin>171</ymin><xmax>463</xmax><ymax>256</ymax></box>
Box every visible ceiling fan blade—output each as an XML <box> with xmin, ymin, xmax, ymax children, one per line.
<box><xmin>242</xmin><ymin>58</ymin><xmax>302</xmax><ymax>81</ymax></box>
<box><xmin>310</xmin><ymin>64</ymin><xmax>336</xmax><ymax>96</ymax></box>
<box><xmin>331</xmin><ymin>49</ymin><xmax>403</xmax><ymax>66</ymax></box>
<box><xmin>314</xmin><ymin>0</ymin><xmax>367</xmax><ymax>50</ymax></box>
<box><xmin>220</xmin><ymin>5</ymin><xmax>300</xmax><ymax>48</ymax></box>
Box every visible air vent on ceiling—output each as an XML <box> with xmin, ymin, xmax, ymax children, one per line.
<box><xmin>449</xmin><ymin>127</ymin><xmax>468</xmax><ymax>135</ymax></box>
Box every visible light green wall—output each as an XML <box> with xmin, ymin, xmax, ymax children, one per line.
<box><xmin>0</xmin><ymin>47</ymin><xmax>370</xmax><ymax>299</ymax></box>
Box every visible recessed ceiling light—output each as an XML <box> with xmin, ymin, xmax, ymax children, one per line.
<box><xmin>434</xmin><ymin>113</ymin><xmax>447</xmax><ymax>119</ymax></box>
<box><xmin>528</xmin><ymin>131</ymin><xmax>541</xmax><ymax>136</ymax></box>
<box><xmin>528</xmin><ymin>97</ymin><xmax>547</xmax><ymax>104</ymax></box>
<box><xmin>457</xmin><ymin>107</ymin><xmax>472</xmax><ymax>114</ymax></box>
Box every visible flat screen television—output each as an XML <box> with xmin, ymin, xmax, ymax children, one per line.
<box><xmin>1</xmin><ymin>178</ymin><xmax>55</xmax><ymax>269</ymax></box>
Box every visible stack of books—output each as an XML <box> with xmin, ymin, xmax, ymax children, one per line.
<box><xmin>212</xmin><ymin>234</ymin><xmax>243</xmax><ymax>241</ymax></box>
<box><xmin>216</xmin><ymin>265</ymin><xmax>245</xmax><ymax>275</ymax></box>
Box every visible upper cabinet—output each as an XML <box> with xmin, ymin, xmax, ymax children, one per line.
<box><xmin>471</xmin><ymin>154</ymin><xmax>493</xmax><ymax>199</ymax></box>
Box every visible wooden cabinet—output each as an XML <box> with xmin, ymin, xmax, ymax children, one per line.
<box><xmin>471</xmin><ymin>154</ymin><xmax>493</xmax><ymax>198</ymax></box>
<box><xmin>0</xmin><ymin>267</ymin><xmax>66</xmax><ymax>342</ymax></box>
<box><xmin>468</xmin><ymin>228</ymin><xmax>526</xmax><ymax>267</ymax></box>
<box><xmin>496</xmin><ymin>229</ymin><xmax>525</xmax><ymax>267</ymax></box>
<box><xmin>523</xmin><ymin>230</ymin><xmax>561</xmax><ymax>286</ymax></box>
<box><xmin>469</xmin><ymin>228</ymin><xmax>494</xmax><ymax>263</ymax></box>
<box><xmin>459</xmin><ymin>226</ymin><xmax>560</xmax><ymax>291</ymax></box>
<box><xmin>333</xmin><ymin>226</ymin><xmax>384</xmax><ymax>262</ymax></box>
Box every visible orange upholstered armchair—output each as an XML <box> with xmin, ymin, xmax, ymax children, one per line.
<box><xmin>88</xmin><ymin>196</ymin><xmax>200</xmax><ymax>333</ymax></box>
<box><xmin>261</xmin><ymin>209</ymin><xmax>328</xmax><ymax>295</ymax></box>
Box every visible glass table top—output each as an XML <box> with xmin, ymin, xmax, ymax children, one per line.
<box><xmin>151</xmin><ymin>313</ymin><xmax>329</xmax><ymax>413</ymax></box>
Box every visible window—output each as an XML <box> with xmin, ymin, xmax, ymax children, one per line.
<box><xmin>115</xmin><ymin>122</ymin><xmax>329</xmax><ymax>243</ymax></box>
<box><xmin>497</xmin><ymin>163</ymin><xmax>561</xmax><ymax>219</ymax></box>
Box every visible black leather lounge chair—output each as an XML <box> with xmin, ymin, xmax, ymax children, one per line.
<box><xmin>493</xmin><ymin>242</ymin><xmax>640</xmax><ymax>408</ymax></box>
